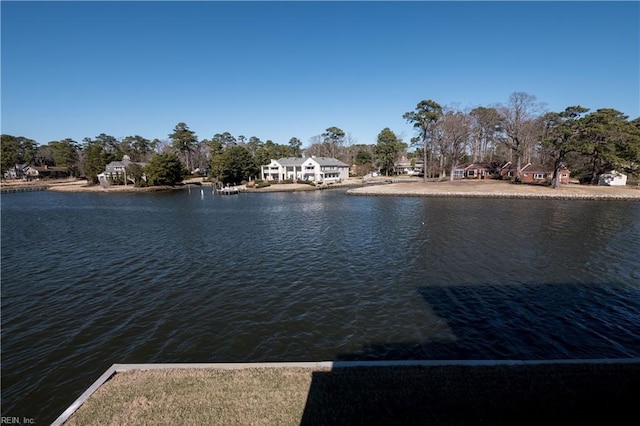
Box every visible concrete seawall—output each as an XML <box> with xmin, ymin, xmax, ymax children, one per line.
<box><xmin>55</xmin><ymin>359</ymin><xmax>640</xmax><ymax>425</ymax></box>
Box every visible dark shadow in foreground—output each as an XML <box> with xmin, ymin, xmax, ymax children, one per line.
<box><xmin>341</xmin><ymin>283</ymin><xmax>640</xmax><ymax>361</ymax></box>
<box><xmin>301</xmin><ymin>283</ymin><xmax>640</xmax><ymax>425</ymax></box>
<box><xmin>299</xmin><ymin>362</ymin><xmax>640</xmax><ymax>426</ymax></box>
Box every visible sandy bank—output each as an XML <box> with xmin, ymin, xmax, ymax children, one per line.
<box><xmin>1</xmin><ymin>179</ymin><xmax>195</xmax><ymax>193</ymax></box>
<box><xmin>246</xmin><ymin>178</ymin><xmax>364</xmax><ymax>193</ymax></box>
<box><xmin>247</xmin><ymin>183</ymin><xmax>317</xmax><ymax>192</ymax></box>
<box><xmin>347</xmin><ymin>180</ymin><xmax>640</xmax><ymax>200</ymax></box>
<box><xmin>47</xmin><ymin>181</ymin><xmax>183</xmax><ymax>193</ymax></box>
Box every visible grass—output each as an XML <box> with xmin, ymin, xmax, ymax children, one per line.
<box><xmin>64</xmin><ymin>362</ymin><xmax>640</xmax><ymax>425</ymax></box>
<box><xmin>65</xmin><ymin>368</ymin><xmax>319</xmax><ymax>426</ymax></box>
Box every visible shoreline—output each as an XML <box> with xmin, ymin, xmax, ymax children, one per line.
<box><xmin>347</xmin><ymin>180</ymin><xmax>640</xmax><ymax>201</ymax></box>
<box><xmin>2</xmin><ymin>178</ymin><xmax>639</xmax><ymax>200</ymax></box>
<box><xmin>0</xmin><ymin>179</ymin><xmax>194</xmax><ymax>194</ymax></box>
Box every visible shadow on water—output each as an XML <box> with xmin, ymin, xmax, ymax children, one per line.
<box><xmin>337</xmin><ymin>282</ymin><xmax>640</xmax><ymax>361</ymax></box>
<box><xmin>300</xmin><ymin>282</ymin><xmax>640</xmax><ymax>425</ymax></box>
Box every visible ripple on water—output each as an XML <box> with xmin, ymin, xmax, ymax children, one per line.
<box><xmin>1</xmin><ymin>192</ymin><xmax>640</xmax><ymax>423</ymax></box>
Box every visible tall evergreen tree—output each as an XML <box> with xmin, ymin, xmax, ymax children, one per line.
<box><xmin>542</xmin><ymin>106</ymin><xmax>589</xmax><ymax>188</ymax></box>
<box><xmin>403</xmin><ymin>100</ymin><xmax>443</xmax><ymax>181</ymax></box>
<box><xmin>374</xmin><ymin>128</ymin><xmax>405</xmax><ymax>176</ymax></box>
<box><xmin>169</xmin><ymin>122</ymin><xmax>198</xmax><ymax>172</ymax></box>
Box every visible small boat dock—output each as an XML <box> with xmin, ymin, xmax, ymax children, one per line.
<box><xmin>215</xmin><ymin>185</ymin><xmax>241</xmax><ymax>195</ymax></box>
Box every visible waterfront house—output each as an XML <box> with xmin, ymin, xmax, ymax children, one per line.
<box><xmin>261</xmin><ymin>157</ymin><xmax>305</xmax><ymax>181</ymax></box>
<box><xmin>3</xmin><ymin>164</ymin><xmax>28</xmax><ymax>179</ymax></box>
<box><xmin>3</xmin><ymin>164</ymin><xmax>70</xmax><ymax>180</ymax></box>
<box><xmin>598</xmin><ymin>170</ymin><xmax>627</xmax><ymax>186</ymax></box>
<box><xmin>500</xmin><ymin>162</ymin><xmax>569</xmax><ymax>184</ymax></box>
<box><xmin>452</xmin><ymin>163</ymin><xmax>495</xmax><ymax>180</ymax></box>
<box><xmin>33</xmin><ymin>165</ymin><xmax>71</xmax><ymax>179</ymax></box>
<box><xmin>394</xmin><ymin>156</ymin><xmax>414</xmax><ymax>175</ymax></box>
<box><xmin>261</xmin><ymin>156</ymin><xmax>349</xmax><ymax>183</ymax></box>
<box><xmin>98</xmin><ymin>155</ymin><xmax>146</xmax><ymax>185</ymax></box>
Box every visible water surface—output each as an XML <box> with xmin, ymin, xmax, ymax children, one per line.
<box><xmin>2</xmin><ymin>189</ymin><xmax>639</xmax><ymax>423</ymax></box>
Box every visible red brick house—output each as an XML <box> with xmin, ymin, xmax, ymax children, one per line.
<box><xmin>453</xmin><ymin>163</ymin><xmax>495</xmax><ymax>180</ymax></box>
<box><xmin>500</xmin><ymin>162</ymin><xmax>570</xmax><ymax>184</ymax></box>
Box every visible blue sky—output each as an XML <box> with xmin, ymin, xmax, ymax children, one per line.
<box><xmin>2</xmin><ymin>1</ymin><xmax>639</xmax><ymax>148</ymax></box>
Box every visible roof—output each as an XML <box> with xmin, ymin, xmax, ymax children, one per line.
<box><xmin>454</xmin><ymin>163</ymin><xmax>493</xmax><ymax>171</ymax></box>
<box><xmin>501</xmin><ymin>163</ymin><xmax>569</xmax><ymax>173</ymax></box>
<box><xmin>104</xmin><ymin>159</ymin><xmax>146</xmax><ymax>172</ymax></box>
<box><xmin>522</xmin><ymin>164</ymin><xmax>569</xmax><ymax>173</ymax></box>
<box><xmin>34</xmin><ymin>166</ymin><xmax>69</xmax><ymax>172</ymax></box>
<box><xmin>601</xmin><ymin>170</ymin><xmax>627</xmax><ymax>177</ymax></box>
<box><xmin>275</xmin><ymin>157</ymin><xmax>305</xmax><ymax>166</ymax></box>
<box><xmin>308</xmin><ymin>157</ymin><xmax>349</xmax><ymax>167</ymax></box>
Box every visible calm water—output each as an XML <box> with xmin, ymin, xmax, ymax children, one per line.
<box><xmin>2</xmin><ymin>188</ymin><xmax>640</xmax><ymax>423</ymax></box>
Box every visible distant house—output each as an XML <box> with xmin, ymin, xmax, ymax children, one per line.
<box><xmin>452</xmin><ymin>163</ymin><xmax>495</xmax><ymax>180</ymax></box>
<box><xmin>3</xmin><ymin>164</ymin><xmax>28</xmax><ymax>179</ymax></box>
<box><xmin>261</xmin><ymin>156</ymin><xmax>349</xmax><ymax>183</ymax></box>
<box><xmin>98</xmin><ymin>155</ymin><xmax>146</xmax><ymax>185</ymax></box>
<box><xmin>3</xmin><ymin>164</ymin><xmax>70</xmax><ymax>180</ymax></box>
<box><xmin>393</xmin><ymin>155</ymin><xmax>426</xmax><ymax>176</ymax></box>
<box><xmin>394</xmin><ymin>156</ymin><xmax>414</xmax><ymax>175</ymax></box>
<box><xmin>598</xmin><ymin>170</ymin><xmax>627</xmax><ymax>186</ymax></box>
<box><xmin>500</xmin><ymin>162</ymin><xmax>569</xmax><ymax>184</ymax></box>
<box><xmin>33</xmin><ymin>166</ymin><xmax>71</xmax><ymax>179</ymax></box>
<box><xmin>409</xmin><ymin>161</ymin><xmax>424</xmax><ymax>176</ymax></box>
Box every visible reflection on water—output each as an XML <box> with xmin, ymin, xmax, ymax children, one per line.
<box><xmin>1</xmin><ymin>190</ymin><xmax>639</xmax><ymax>423</ymax></box>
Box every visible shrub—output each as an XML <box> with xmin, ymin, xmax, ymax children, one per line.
<box><xmin>145</xmin><ymin>153</ymin><xmax>185</xmax><ymax>186</ymax></box>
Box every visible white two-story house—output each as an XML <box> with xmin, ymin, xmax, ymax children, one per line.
<box><xmin>261</xmin><ymin>156</ymin><xmax>349</xmax><ymax>183</ymax></box>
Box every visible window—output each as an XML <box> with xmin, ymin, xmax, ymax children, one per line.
<box><xmin>454</xmin><ymin>170</ymin><xmax>465</xmax><ymax>178</ymax></box>
<box><xmin>534</xmin><ymin>173</ymin><xmax>546</xmax><ymax>179</ymax></box>
<box><xmin>467</xmin><ymin>170</ymin><xmax>476</xmax><ymax>177</ymax></box>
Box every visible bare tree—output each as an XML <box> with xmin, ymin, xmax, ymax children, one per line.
<box><xmin>470</xmin><ymin>106</ymin><xmax>501</xmax><ymax>162</ymax></box>
<box><xmin>305</xmin><ymin>135</ymin><xmax>331</xmax><ymax>157</ymax></box>
<box><xmin>496</xmin><ymin>92</ymin><xmax>545</xmax><ymax>181</ymax></box>
<box><xmin>155</xmin><ymin>139</ymin><xmax>173</xmax><ymax>154</ymax></box>
<box><xmin>439</xmin><ymin>110</ymin><xmax>473</xmax><ymax>182</ymax></box>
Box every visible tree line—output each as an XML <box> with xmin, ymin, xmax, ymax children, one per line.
<box><xmin>1</xmin><ymin>126</ymin><xmax>307</xmax><ymax>185</ymax></box>
<box><xmin>2</xmin><ymin>91</ymin><xmax>638</xmax><ymax>187</ymax></box>
<box><xmin>403</xmin><ymin>92</ymin><xmax>640</xmax><ymax>187</ymax></box>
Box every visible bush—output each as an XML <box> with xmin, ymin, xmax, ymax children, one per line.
<box><xmin>145</xmin><ymin>153</ymin><xmax>185</xmax><ymax>186</ymax></box>
<box><xmin>256</xmin><ymin>181</ymin><xmax>271</xmax><ymax>188</ymax></box>
<box><xmin>108</xmin><ymin>174</ymin><xmax>125</xmax><ymax>185</ymax></box>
